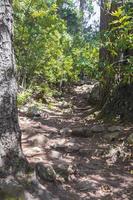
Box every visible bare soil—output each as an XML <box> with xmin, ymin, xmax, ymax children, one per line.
<box><xmin>20</xmin><ymin>84</ymin><xmax>133</xmax><ymax>200</ymax></box>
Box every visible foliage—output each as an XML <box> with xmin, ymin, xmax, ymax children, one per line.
<box><xmin>71</xmin><ymin>34</ymin><xmax>99</xmax><ymax>78</ymax></box>
<box><xmin>13</xmin><ymin>0</ymin><xmax>99</xmax><ymax>93</ymax></box>
<box><xmin>57</xmin><ymin>0</ymin><xmax>80</xmax><ymax>34</ymax></box>
<box><xmin>14</xmin><ymin>0</ymin><xmax>72</xmax><ymax>87</ymax></box>
<box><xmin>102</xmin><ymin>2</ymin><xmax>133</xmax><ymax>86</ymax></box>
<box><xmin>17</xmin><ymin>90</ymin><xmax>32</xmax><ymax>106</ymax></box>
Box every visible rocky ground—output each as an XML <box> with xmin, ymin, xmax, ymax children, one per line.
<box><xmin>19</xmin><ymin>83</ymin><xmax>133</xmax><ymax>200</ymax></box>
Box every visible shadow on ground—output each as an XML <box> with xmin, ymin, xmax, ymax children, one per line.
<box><xmin>20</xmin><ymin>86</ymin><xmax>133</xmax><ymax>200</ymax></box>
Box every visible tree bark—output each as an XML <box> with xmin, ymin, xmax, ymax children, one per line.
<box><xmin>0</xmin><ymin>0</ymin><xmax>25</xmax><ymax>175</ymax></box>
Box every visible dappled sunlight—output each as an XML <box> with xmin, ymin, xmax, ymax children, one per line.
<box><xmin>0</xmin><ymin>0</ymin><xmax>132</xmax><ymax>199</ymax></box>
<box><xmin>20</xmin><ymin>84</ymin><xmax>133</xmax><ymax>199</ymax></box>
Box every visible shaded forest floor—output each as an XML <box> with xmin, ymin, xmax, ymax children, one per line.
<box><xmin>19</xmin><ymin>83</ymin><xmax>133</xmax><ymax>200</ymax></box>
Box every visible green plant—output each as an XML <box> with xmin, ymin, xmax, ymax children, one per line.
<box><xmin>103</xmin><ymin>3</ymin><xmax>133</xmax><ymax>86</ymax></box>
<box><xmin>17</xmin><ymin>90</ymin><xmax>32</xmax><ymax>106</ymax></box>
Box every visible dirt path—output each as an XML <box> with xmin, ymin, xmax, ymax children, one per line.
<box><xmin>19</xmin><ymin>84</ymin><xmax>133</xmax><ymax>200</ymax></box>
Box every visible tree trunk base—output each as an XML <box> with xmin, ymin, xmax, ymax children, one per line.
<box><xmin>100</xmin><ymin>84</ymin><xmax>133</xmax><ymax>121</ymax></box>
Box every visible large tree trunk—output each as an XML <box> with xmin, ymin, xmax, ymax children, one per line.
<box><xmin>0</xmin><ymin>0</ymin><xmax>25</xmax><ymax>175</ymax></box>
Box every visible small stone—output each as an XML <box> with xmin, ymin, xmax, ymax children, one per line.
<box><xmin>35</xmin><ymin>163</ymin><xmax>56</xmax><ymax>182</ymax></box>
<box><xmin>50</xmin><ymin>150</ymin><xmax>62</xmax><ymax>159</ymax></box>
<box><xmin>60</xmin><ymin>127</ymin><xmax>91</xmax><ymax>137</ymax></box>
<box><xmin>54</xmin><ymin>162</ymin><xmax>74</xmax><ymax>180</ymax></box>
<box><xmin>59</xmin><ymin>128</ymin><xmax>72</xmax><ymax>136</ymax></box>
<box><xmin>25</xmin><ymin>147</ymin><xmax>43</xmax><ymax>156</ymax></box>
<box><xmin>61</xmin><ymin>101</ymin><xmax>69</xmax><ymax>109</ymax></box>
<box><xmin>32</xmin><ymin>147</ymin><xmax>42</xmax><ymax>152</ymax></box>
<box><xmin>28</xmin><ymin>135</ymin><xmax>47</xmax><ymax>147</ymax></box>
<box><xmin>108</xmin><ymin>126</ymin><xmax>123</xmax><ymax>132</ymax></box>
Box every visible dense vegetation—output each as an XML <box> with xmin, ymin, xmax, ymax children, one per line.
<box><xmin>13</xmin><ymin>1</ymin><xmax>99</xmax><ymax>91</ymax></box>
<box><xmin>13</xmin><ymin>0</ymin><xmax>132</xmax><ymax>119</ymax></box>
<box><xmin>0</xmin><ymin>1</ymin><xmax>133</xmax><ymax>199</ymax></box>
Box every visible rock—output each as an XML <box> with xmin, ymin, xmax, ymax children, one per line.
<box><xmin>52</xmin><ymin>140</ymin><xmax>67</xmax><ymax>151</ymax></box>
<box><xmin>91</xmin><ymin>124</ymin><xmax>105</xmax><ymax>133</ymax></box>
<box><xmin>25</xmin><ymin>147</ymin><xmax>43</xmax><ymax>156</ymax></box>
<box><xmin>35</xmin><ymin>163</ymin><xmax>56</xmax><ymax>182</ymax></box>
<box><xmin>32</xmin><ymin>147</ymin><xmax>42</xmax><ymax>152</ymax></box>
<box><xmin>89</xmin><ymin>82</ymin><xmax>101</xmax><ymax>102</ymax></box>
<box><xmin>108</xmin><ymin>126</ymin><xmax>123</xmax><ymax>132</ymax></box>
<box><xmin>74</xmin><ymin>81</ymin><xmax>101</xmax><ymax>103</ymax></box>
<box><xmin>27</xmin><ymin>106</ymin><xmax>41</xmax><ymax>117</ymax></box>
<box><xmin>104</xmin><ymin>132</ymin><xmax>120</xmax><ymax>141</ymax></box>
<box><xmin>53</xmin><ymin>139</ymin><xmax>79</xmax><ymax>153</ymax></box>
<box><xmin>74</xmin><ymin>84</ymin><xmax>92</xmax><ymax>95</ymax></box>
<box><xmin>24</xmin><ymin>179</ymin><xmax>55</xmax><ymax>200</ymax></box>
<box><xmin>49</xmin><ymin>150</ymin><xmax>62</xmax><ymax>159</ymax></box>
<box><xmin>60</xmin><ymin>101</ymin><xmax>70</xmax><ymax>109</ymax></box>
<box><xmin>60</xmin><ymin>128</ymin><xmax>72</xmax><ymax>136</ymax></box>
<box><xmin>54</xmin><ymin>162</ymin><xmax>74</xmax><ymax>181</ymax></box>
<box><xmin>60</xmin><ymin>127</ymin><xmax>91</xmax><ymax>137</ymax></box>
<box><xmin>66</xmin><ymin>145</ymin><xmax>80</xmax><ymax>153</ymax></box>
<box><xmin>70</xmin><ymin>128</ymin><xmax>91</xmax><ymax>137</ymax></box>
<box><xmin>63</xmin><ymin>108</ymin><xmax>73</xmax><ymax>114</ymax></box>
<box><xmin>53</xmin><ymin>144</ymin><xmax>66</xmax><ymax>151</ymax></box>
<box><xmin>127</xmin><ymin>133</ymin><xmax>133</xmax><ymax>144</ymax></box>
<box><xmin>28</xmin><ymin>135</ymin><xmax>47</xmax><ymax>147</ymax></box>
<box><xmin>0</xmin><ymin>176</ymin><xmax>23</xmax><ymax>197</ymax></box>
<box><xmin>23</xmin><ymin>191</ymin><xmax>39</xmax><ymax>200</ymax></box>
<box><xmin>76</xmin><ymin>181</ymin><xmax>94</xmax><ymax>191</ymax></box>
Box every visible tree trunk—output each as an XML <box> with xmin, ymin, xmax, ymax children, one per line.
<box><xmin>0</xmin><ymin>0</ymin><xmax>25</xmax><ymax>175</ymax></box>
<box><xmin>79</xmin><ymin>0</ymin><xmax>88</xmax><ymax>31</ymax></box>
<box><xmin>99</xmin><ymin>0</ymin><xmax>123</xmax><ymax>103</ymax></box>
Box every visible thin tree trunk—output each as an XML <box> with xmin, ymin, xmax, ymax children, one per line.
<box><xmin>0</xmin><ymin>0</ymin><xmax>25</xmax><ymax>175</ymax></box>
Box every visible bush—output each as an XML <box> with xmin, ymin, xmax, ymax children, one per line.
<box><xmin>17</xmin><ymin>90</ymin><xmax>32</xmax><ymax>107</ymax></box>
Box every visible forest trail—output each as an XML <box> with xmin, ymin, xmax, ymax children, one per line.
<box><xmin>19</xmin><ymin>83</ymin><xmax>133</xmax><ymax>200</ymax></box>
